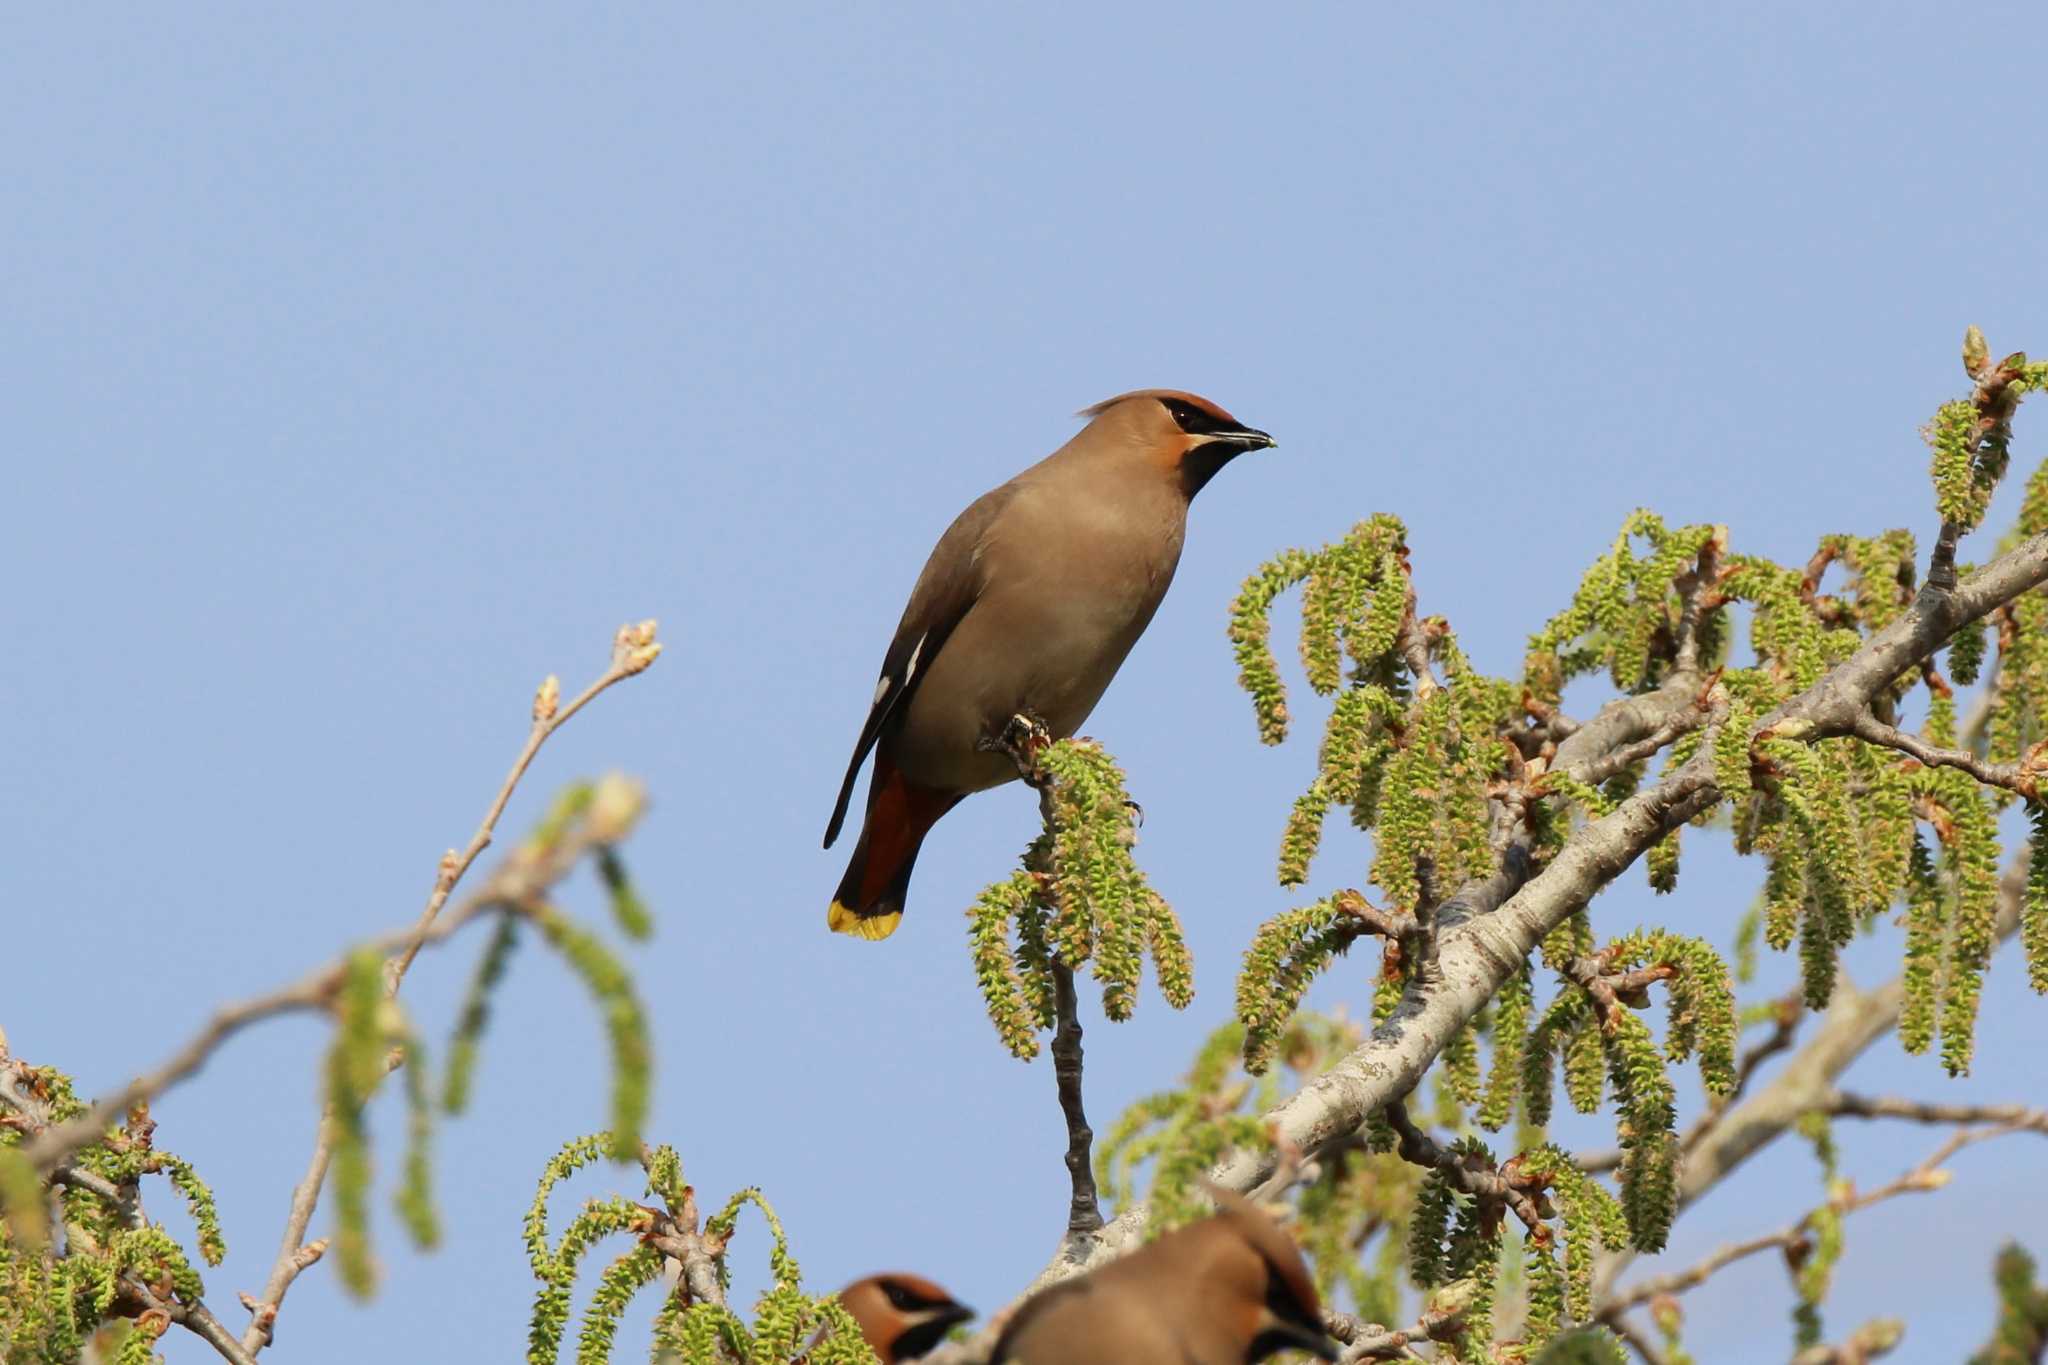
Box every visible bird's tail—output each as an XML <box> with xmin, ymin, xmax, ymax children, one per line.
<box><xmin>829</xmin><ymin>759</ymin><xmax>958</xmax><ymax>941</ymax></box>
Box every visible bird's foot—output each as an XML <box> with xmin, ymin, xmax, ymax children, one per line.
<box><xmin>981</xmin><ymin>712</ymin><xmax>1054</xmax><ymax>785</ymax></box>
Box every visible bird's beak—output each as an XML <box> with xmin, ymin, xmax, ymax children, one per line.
<box><xmin>922</xmin><ymin>1303</ymin><xmax>975</xmax><ymax>1331</ymax></box>
<box><xmin>1213</xmin><ymin>426</ymin><xmax>1277</xmax><ymax>451</ymax></box>
<box><xmin>893</xmin><ymin>1302</ymin><xmax>976</xmax><ymax>1359</ymax></box>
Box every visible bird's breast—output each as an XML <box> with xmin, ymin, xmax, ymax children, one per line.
<box><xmin>887</xmin><ymin>486</ymin><xmax>1187</xmax><ymax>793</ymax></box>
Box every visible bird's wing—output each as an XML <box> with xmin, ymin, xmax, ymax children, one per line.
<box><xmin>822</xmin><ymin>481</ymin><xmax>1020</xmax><ymax>848</ymax></box>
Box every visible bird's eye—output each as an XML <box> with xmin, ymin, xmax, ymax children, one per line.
<box><xmin>884</xmin><ymin>1285</ymin><xmax>917</xmax><ymax>1310</ymax></box>
<box><xmin>1168</xmin><ymin>402</ymin><xmax>1195</xmax><ymax>426</ymax></box>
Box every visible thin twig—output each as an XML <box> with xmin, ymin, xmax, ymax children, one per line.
<box><xmin>985</xmin><ymin>712</ymin><xmax>1105</xmax><ymax>1241</ymax></box>
<box><xmin>1395</xmin><ymin>582</ymin><xmax>1443</xmax><ymax>701</ymax></box>
<box><xmin>1326</xmin><ymin>1304</ymin><xmax>1458</xmax><ymax>1361</ymax></box>
<box><xmin>1599</xmin><ymin>1124</ymin><xmax>2018</xmax><ymax>1319</ymax></box>
<box><xmin>1570</xmin><ymin>700</ymin><xmax>1711</xmax><ymax>788</ymax></box>
<box><xmin>1849</xmin><ymin>711</ymin><xmax>2044</xmax><ymax>799</ymax></box>
<box><xmin>239</xmin><ymin>622</ymin><xmax>659</xmax><ymax>1356</ymax></box>
<box><xmin>119</xmin><ymin>1276</ymin><xmax>262</xmax><ymax>1365</ymax></box>
<box><xmin>1049</xmin><ymin>962</ymin><xmax>1101</xmax><ymax>1237</ymax></box>
<box><xmin>1826</xmin><ymin>1092</ymin><xmax>2048</xmax><ymax>1134</ymax></box>
<box><xmin>390</xmin><ymin>621</ymin><xmax>660</xmax><ymax>985</ymax></box>
<box><xmin>1384</xmin><ymin>1103</ymin><xmax>1555</xmax><ymax>1239</ymax></box>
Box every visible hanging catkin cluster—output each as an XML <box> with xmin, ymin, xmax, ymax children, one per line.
<box><xmin>523</xmin><ymin>1135</ymin><xmax>873</xmax><ymax>1365</ymax></box>
<box><xmin>0</xmin><ymin>1069</ymin><xmax>223</xmax><ymax>1365</ymax></box>
<box><xmin>0</xmin><ymin>765</ymin><xmax>664</xmax><ymax>1363</ymax></box>
<box><xmin>1204</xmin><ymin>333</ymin><xmax>2048</xmax><ymax>1357</ymax></box>
<box><xmin>966</xmin><ymin>739</ymin><xmax>1194</xmax><ymax>1059</ymax></box>
<box><xmin>324</xmin><ymin>776</ymin><xmax>659</xmax><ymax>1302</ymax></box>
<box><xmin>1094</xmin><ymin>1014</ymin><xmax>1423</xmax><ymax>1331</ymax></box>
<box><xmin>1231</xmin><ymin>515</ymin><xmax>1519</xmax><ymax>1072</ymax></box>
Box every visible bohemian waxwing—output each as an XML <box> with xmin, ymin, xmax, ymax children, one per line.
<box><xmin>824</xmin><ymin>390</ymin><xmax>1274</xmax><ymax>939</ymax></box>
<box><xmin>834</xmin><ymin>1273</ymin><xmax>974</xmax><ymax>1362</ymax></box>
<box><xmin>988</xmin><ymin>1190</ymin><xmax>1338</xmax><ymax>1364</ymax></box>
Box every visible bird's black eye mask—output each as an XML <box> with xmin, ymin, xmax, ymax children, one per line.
<box><xmin>1162</xmin><ymin>397</ymin><xmax>1231</xmax><ymax>435</ymax></box>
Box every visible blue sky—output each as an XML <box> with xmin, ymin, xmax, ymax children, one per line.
<box><xmin>5</xmin><ymin>7</ymin><xmax>2045</xmax><ymax>1361</ymax></box>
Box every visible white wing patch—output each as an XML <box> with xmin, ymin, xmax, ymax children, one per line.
<box><xmin>868</xmin><ymin>633</ymin><xmax>928</xmax><ymax>720</ymax></box>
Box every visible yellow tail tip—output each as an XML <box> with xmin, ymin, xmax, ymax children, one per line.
<box><xmin>828</xmin><ymin>900</ymin><xmax>901</xmax><ymax>941</ymax></box>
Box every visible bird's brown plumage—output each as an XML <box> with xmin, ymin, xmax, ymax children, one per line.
<box><xmin>834</xmin><ymin>1273</ymin><xmax>973</xmax><ymax>1363</ymax></box>
<box><xmin>988</xmin><ymin>1190</ymin><xmax>1337</xmax><ymax>1364</ymax></box>
<box><xmin>825</xmin><ymin>390</ymin><xmax>1274</xmax><ymax>939</ymax></box>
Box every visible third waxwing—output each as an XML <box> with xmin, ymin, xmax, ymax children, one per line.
<box><xmin>834</xmin><ymin>1274</ymin><xmax>974</xmax><ymax>1362</ymax></box>
<box><xmin>988</xmin><ymin>1191</ymin><xmax>1339</xmax><ymax>1364</ymax></box>
<box><xmin>823</xmin><ymin>390</ymin><xmax>1275</xmax><ymax>940</ymax></box>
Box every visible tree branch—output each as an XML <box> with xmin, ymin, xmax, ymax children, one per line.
<box><xmin>1327</xmin><ymin>1304</ymin><xmax>1461</xmax><ymax>1361</ymax></box>
<box><xmin>0</xmin><ymin>1039</ymin><xmax>256</xmax><ymax>1365</ymax></box>
<box><xmin>1384</xmin><ymin>1103</ymin><xmax>1555</xmax><ymax>1239</ymax></box>
<box><xmin>1599</xmin><ymin>1122</ymin><xmax>2013</xmax><ymax>1321</ymax></box>
<box><xmin>984</xmin><ymin>713</ymin><xmax>1104</xmax><ymax>1243</ymax></box>
<box><xmin>930</xmin><ymin>527</ymin><xmax>2048</xmax><ymax>1364</ymax></box>
<box><xmin>1827</xmin><ymin>1091</ymin><xmax>2048</xmax><ymax>1136</ymax></box>
<box><xmin>1847</xmin><ymin>711</ymin><xmax>2044</xmax><ymax>800</ymax></box>
<box><xmin>1592</xmin><ymin>854</ymin><xmax>2030</xmax><ymax>1302</ymax></box>
<box><xmin>237</xmin><ymin>622</ymin><xmax>659</xmax><ymax>1354</ymax></box>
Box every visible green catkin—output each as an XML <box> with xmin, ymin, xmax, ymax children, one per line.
<box><xmin>1936</xmin><ymin>778</ymin><xmax>2003</xmax><ymax>1076</ymax></box>
<box><xmin>2025</xmin><ymin>803</ymin><xmax>2048</xmax><ymax>994</ymax></box>
<box><xmin>1950</xmin><ymin>614</ymin><xmax>1988</xmax><ymax>685</ymax></box>
<box><xmin>442</xmin><ymin>913</ymin><xmax>521</xmax><ymax>1115</ymax></box>
<box><xmin>1407</xmin><ymin>1166</ymin><xmax>1454</xmax><ymax>1288</ymax></box>
<box><xmin>1229</xmin><ymin>548</ymin><xmax>1316</xmax><ymax>744</ymax></box>
<box><xmin>1478</xmin><ymin>961</ymin><xmax>1532</xmax><ymax>1131</ymax></box>
<box><xmin>967</xmin><ymin>871</ymin><xmax>1044</xmax><ymax>1060</ymax></box>
<box><xmin>533</xmin><ymin>906</ymin><xmax>650</xmax><ymax>1159</ymax></box>
<box><xmin>1647</xmin><ymin>826</ymin><xmax>1680</xmax><ymax>893</ymax></box>
<box><xmin>1900</xmin><ymin>837</ymin><xmax>1946</xmax><ymax>1059</ymax></box>
<box><xmin>325</xmin><ymin>950</ymin><xmax>385</xmax><ymax>1299</ymax></box>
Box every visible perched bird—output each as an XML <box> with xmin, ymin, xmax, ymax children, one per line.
<box><xmin>834</xmin><ymin>1273</ymin><xmax>975</xmax><ymax>1362</ymax></box>
<box><xmin>988</xmin><ymin>1190</ymin><xmax>1338</xmax><ymax>1363</ymax></box>
<box><xmin>824</xmin><ymin>389</ymin><xmax>1275</xmax><ymax>939</ymax></box>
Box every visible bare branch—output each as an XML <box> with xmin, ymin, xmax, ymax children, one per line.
<box><xmin>237</xmin><ymin>623</ymin><xmax>658</xmax><ymax>1353</ymax></box>
<box><xmin>117</xmin><ymin>1276</ymin><xmax>261</xmax><ymax>1365</ymax></box>
<box><xmin>1384</xmin><ymin>1103</ymin><xmax>1555</xmax><ymax>1240</ymax></box>
<box><xmin>1791</xmin><ymin>1315</ymin><xmax>1907</xmax><ymax>1365</ymax></box>
<box><xmin>1827</xmin><ymin>1091</ymin><xmax>2048</xmax><ymax>1137</ymax></box>
<box><xmin>387</xmin><ymin>620</ymin><xmax>660</xmax><ymax>987</ymax></box>
<box><xmin>1049</xmin><ymin>963</ymin><xmax>1102</xmax><ymax>1238</ymax></box>
<box><xmin>1848</xmin><ymin>710</ymin><xmax>2044</xmax><ymax>800</ymax></box>
<box><xmin>1327</xmin><ymin>1303</ymin><xmax>1461</xmax><ymax>1361</ymax></box>
<box><xmin>1569</xmin><ymin>694</ymin><xmax>1712</xmax><ymax>788</ymax></box>
<box><xmin>1396</xmin><ymin>583</ymin><xmax>1443</xmax><ymax>702</ymax></box>
<box><xmin>1599</xmin><ymin>1122</ymin><xmax>2012</xmax><ymax>1321</ymax></box>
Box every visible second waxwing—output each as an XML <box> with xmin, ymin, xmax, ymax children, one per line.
<box><xmin>833</xmin><ymin>1274</ymin><xmax>973</xmax><ymax>1362</ymax></box>
<box><xmin>989</xmin><ymin>1191</ymin><xmax>1339</xmax><ymax>1364</ymax></box>
<box><xmin>823</xmin><ymin>389</ymin><xmax>1276</xmax><ymax>940</ymax></box>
